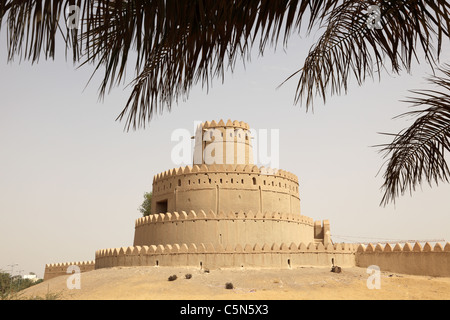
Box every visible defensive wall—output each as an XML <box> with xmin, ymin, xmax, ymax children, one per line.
<box><xmin>94</xmin><ymin>242</ymin><xmax>357</xmax><ymax>270</ymax></box>
<box><xmin>42</xmin><ymin>242</ymin><xmax>450</xmax><ymax>280</ymax></box>
<box><xmin>41</xmin><ymin>120</ymin><xmax>450</xmax><ymax>281</ymax></box>
<box><xmin>356</xmin><ymin>242</ymin><xmax>450</xmax><ymax>277</ymax></box>
<box><xmin>151</xmin><ymin>164</ymin><xmax>300</xmax><ymax>215</ymax></box>
<box><xmin>43</xmin><ymin>261</ymin><xmax>95</xmax><ymax>281</ymax></box>
<box><xmin>133</xmin><ymin>210</ymin><xmax>327</xmax><ymax>247</ymax></box>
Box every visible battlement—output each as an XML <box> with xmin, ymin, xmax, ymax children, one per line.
<box><xmin>95</xmin><ymin>242</ymin><xmax>357</xmax><ymax>270</ymax></box>
<box><xmin>44</xmin><ymin>260</ymin><xmax>95</xmax><ymax>281</ymax></box>
<box><xmin>201</xmin><ymin>119</ymin><xmax>250</xmax><ymax>130</ymax></box>
<box><xmin>357</xmin><ymin>242</ymin><xmax>450</xmax><ymax>253</ymax></box>
<box><xmin>44</xmin><ymin>260</ymin><xmax>96</xmax><ymax>268</ymax></box>
<box><xmin>152</xmin><ymin>164</ymin><xmax>299</xmax><ymax>184</ymax></box>
<box><xmin>97</xmin><ymin>242</ymin><xmax>357</xmax><ymax>257</ymax></box>
<box><xmin>356</xmin><ymin>242</ymin><xmax>450</xmax><ymax>277</ymax></box>
<box><xmin>135</xmin><ymin>210</ymin><xmax>314</xmax><ymax>228</ymax></box>
<box><xmin>133</xmin><ymin>209</ymin><xmax>319</xmax><ymax>248</ymax></box>
<box><xmin>151</xmin><ymin>165</ymin><xmax>301</xmax><ymax>216</ymax></box>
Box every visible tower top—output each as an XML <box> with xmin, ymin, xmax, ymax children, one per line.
<box><xmin>201</xmin><ymin>119</ymin><xmax>250</xmax><ymax>130</ymax></box>
<box><xmin>193</xmin><ymin>120</ymin><xmax>254</xmax><ymax>165</ymax></box>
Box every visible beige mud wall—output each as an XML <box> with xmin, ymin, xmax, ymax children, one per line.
<box><xmin>356</xmin><ymin>242</ymin><xmax>450</xmax><ymax>277</ymax></box>
<box><xmin>134</xmin><ymin>210</ymin><xmax>318</xmax><ymax>247</ymax></box>
<box><xmin>43</xmin><ymin>261</ymin><xmax>95</xmax><ymax>281</ymax></box>
<box><xmin>95</xmin><ymin>242</ymin><xmax>357</xmax><ymax>270</ymax></box>
<box><xmin>151</xmin><ymin>164</ymin><xmax>301</xmax><ymax>215</ymax></box>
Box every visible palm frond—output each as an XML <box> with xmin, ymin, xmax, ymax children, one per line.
<box><xmin>379</xmin><ymin>64</ymin><xmax>450</xmax><ymax>206</ymax></box>
<box><xmin>0</xmin><ymin>0</ymin><xmax>339</xmax><ymax>128</ymax></box>
<box><xmin>291</xmin><ymin>0</ymin><xmax>450</xmax><ymax>110</ymax></box>
<box><xmin>79</xmin><ymin>0</ymin><xmax>340</xmax><ymax>130</ymax></box>
<box><xmin>1</xmin><ymin>1</ymin><xmax>449</xmax><ymax>129</ymax></box>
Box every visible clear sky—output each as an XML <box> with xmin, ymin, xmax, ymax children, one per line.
<box><xmin>1</xmin><ymin>24</ymin><xmax>449</xmax><ymax>279</ymax></box>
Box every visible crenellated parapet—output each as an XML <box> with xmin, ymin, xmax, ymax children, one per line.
<box><xmin>135</xmin><ymin>210</ymin><xmax>313</xmax><ymax>227</ymax></box>
<box><xmin>201</xmin><ymin>119</ymin><xmax>250</xmax><ymax>130</ymax></box>
<box><xmin>133</xmin><ymin>210</ymin><xmax>319</xmax><ymax>248</ymax></box>
<box><xmin>152</xmin><ymin>164</ymin><xmax>299</xmax><ymax>185</ymax></box>
<box><xmin>356</xmin><ymin>242</ymin><xmax>450</xmax><ymax>253</ymax></box>
<box><xmin>356</xmin><ymin>242</ymin><xmax>450</xmax><ymax>277</ymax></box>
<box><xmin>151</xmin><ymin>164</ymin><xmax>301</xmax><ymax>216</ymax></box>
<box><xmin>95</xmin><ymin>242</ymin><xmax>357</xmax><ymax>270</ymax></box>
<box><xmin>44</xmin><ymin>260</ymin><xmax>95</xmax><ymax>281</ymax></box>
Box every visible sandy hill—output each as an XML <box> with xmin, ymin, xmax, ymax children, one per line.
<box><xmin>20</xmin><ymin>266</ymin><xmax>450</xmax><ymax>300</ymax></box>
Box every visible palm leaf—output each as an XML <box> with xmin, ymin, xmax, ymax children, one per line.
<box><xmin>79</xmin><ymin>0</ymin><xmax>340</xmax><ymax>129</ymax></box>
<box><xmin>378</xmin><ymin>64</ymin><xmax>450</xmax><ymax>205</ymax></box>
<box><xmin>290</xmin><ymin>0</ymin><xmax>450</xmax><ymax>110</ymax></box>
<box><xmin>1</xmin><ymin>1</ymin><xmax>449</xmax><ymax>129</ymax></box>
<box><xmin>0</xmin><ymin>0</ymin><xmax>339</xmax><ymax>128</ymax></box>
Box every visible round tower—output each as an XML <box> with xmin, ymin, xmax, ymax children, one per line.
<box><xmin>193</xmin><ymin>119</ymin><xmax>254</xmax><ymax>165</ymax></box>
<box><xmin>151</xmin><ymin>120</ymin><xmax>300</xmax><ymax>217</ymax></box>
<box><xmin>91</xmin><ymin>119</ymin><xmax>333</xmax><ymax>271</ymax></box>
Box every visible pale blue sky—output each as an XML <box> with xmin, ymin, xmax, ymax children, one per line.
<box><xmin>1</xmin><ymin>27</ymin><xmax>449</xmax><ymax>278</ymax></box>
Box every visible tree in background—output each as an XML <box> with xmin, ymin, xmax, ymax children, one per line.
<box><xmin>139</xmin><ymin>192</ymin><xmax>152</xmax><ymax>217</ymax></box>
<box><xmin>0</xmin><ymin>270</ymin><xmax>43</xmax><ymax>300</ymax></box>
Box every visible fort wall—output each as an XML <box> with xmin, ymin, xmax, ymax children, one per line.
<box><xmin>151</xmin><ymin>164</ymin><xmax>300</xmax><ymax>215</ymax></box>
<box><xmin>95</xmin><ymin>242</ymin><xmax>357</xmax><ymax>270</ymax></box>
<box><xmin>356</xmin><ymin>242</ymin><xmax>450</xmax><ymax>277</ymax></box>
<box><xmin>42</xmin><ymin>120</ymin><xmax>450</xmax><ymax>281</ymax></box>
<box><xmin>133</xmin><ymin>210</ymin><xmax>321</xmax><ymax>247</ymax></box>
<box><xmin>43</xmin><ymin>241</ymin><xmax>450</xmax><ymax>280</ymax></box>
<box><xmin>43</xmin><ymin>261</ymin><xmax>95</xmax><ymax>281</ymax></box>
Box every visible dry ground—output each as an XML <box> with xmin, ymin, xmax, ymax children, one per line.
<box><xmin>20</xmin><ymin>266</ymin><xmax>450</xmax><ymax>300</ymax></box>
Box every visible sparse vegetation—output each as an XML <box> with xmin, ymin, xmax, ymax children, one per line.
<box><xmin>139</xmin><ymin>192</ymin><xmax>152</xmax><ymax>217</ymax></box>
<box><xmin>185</xmin><ymin>274</ymin><xmax>192</xmax><ymax>279</ymax></box>
<box><xmin>225</xmin><ymin>282</ymin><xmax>234</xmax><ymax>290</ymax></box>
<box><xmin>0</xmin><ymin>270</ymin><xmax>43</xmax><ymax>300</ymax></box>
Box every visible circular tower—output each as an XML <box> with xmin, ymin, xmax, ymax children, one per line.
<box><xmin>132</xmin><ymin>120</ymin><xmax>327</xmax><ymax>249</ymax></box>
<box><xmin>193</xmin><ymin>119</ymin><xmax>254</xmax><ymax>166</ymax></box>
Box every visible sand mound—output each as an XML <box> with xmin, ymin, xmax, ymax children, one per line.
<box><xmin>20</xmin><ymin>266</ymin><xmax>450</xmax><ymax>300</ymax></box>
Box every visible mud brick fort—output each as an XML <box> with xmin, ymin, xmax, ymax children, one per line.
<box><xmin>44</xmin><ymin>120</ymin><xmax>450</xmax><ymax>281</ymax></box>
